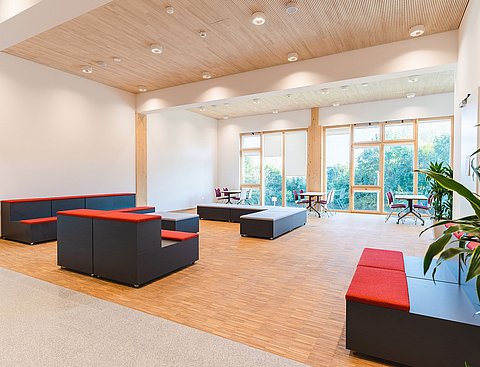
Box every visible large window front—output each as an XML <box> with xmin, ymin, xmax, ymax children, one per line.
<box><xmin>240</xmin><ymin>129</ymin><xmax>307</xmax><ymax>206</ymax></box>
<box><xmin>323</xmin><ymin>117</ymin><xmax>453</xmax><ymax>213</ymax></box>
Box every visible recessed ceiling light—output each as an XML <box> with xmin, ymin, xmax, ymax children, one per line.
<box><xmin>408</xmin><ymin>76</ymin><xmax>419</xmax><ymax>83</ymax></box>
<box><xmin>223</xmin><ymin>115</ymin><xmax>229</xmax><ymax>120</ymax></box>
<box><xmin>251</xmin><ymin>11</ymin><xmax>266</xmax><ymax>25</ymax></box>
<box><xmin>224</xmin><ymin>102</ymin><xmax>229</xmax><ymax>107</ymax></box>
<box><xmin>286</xmin><ymin>94</ymin><xmax>292</xmax><ymax>98</ymax></box>
<box><xmin>138</xmin><ymin>85</ymin><xmax>147</xmax><ymax>92</ymax></box>
<box><xmin>199</xmin><ymin>30</ymin><xmax>207</xmax><ymax>39</ymax></box>
<box><xmin>81</xmin><ymin>65</ymin><xmax>93</xmax><ymax>74</ymax></box>
<box><xmin>211</xmin><ymin>105</ymin><xmax>216</xmax><ymax>108</ymax></box>
<box><xmin>112</xmin><ymin>57</ymin><xmax>122</xmax><ymax>63</ymax></box>
<box><xmin>202</xmin><ymin>71</ymin><xmax>212</xmax><ymax>79</ymax></box>
<box><xmin>199</xmin><ymin>106</ymin><xmax>206</xmax><ymax>112</ymax></box>
<box><xmin>253</xmin><ymin>98</ymin><xmax>260</xmax><ymax>104</ymax></box>
<box><xmin>272</xmin><ymin>109</ymin><xmax>279</xmax><ymax>114</ymax></box>
<box><xmin>320</xmin><ymin>89</ymin><xmax>330</xmax><ymax>95</ymax></box>
<box><xmin>406</xmin><ymin>92</ymin><xmax>416</xmax><ymax>99</ymax></box>
<box><xmin>287</xmin><ymin>52</ymin><xmax>298</xmax><ymax>62</ymax></box>
<box><xmin>150</xmin><ymin>44</ymin><xmax>163</xmax><ymax>54</ymax></box>
<box><xmin>286</xmin><ymin>1</ymin><xmax>299</xmax><ymax>14</ymax></box>
<box><xmin>409</xmin><ymin>25</ymin><xmax>425</xmax><ymax>37</ymax></box>
<box><xmin>96</xmin><ymin>61</ymin><xmax>108</xmax><ymax>69</ymax></box>
<box><xmin>361</xmin><ymin>82</ymin><xmax>369</xmax><ymax>87</ymax></box>
<box><xmin>341</xmin><ymin>85</ymin><xmax>349</xmax><ymax>90</ymax></box>
<box><xmin>332</xmin><ymin>102</ymin><xmax>340</xmax><ymax>107</ymax></box>
<box><xmin>165</xmin><ymin>6</ymin><xmax>174</xmax><ymax>14</ymax></box>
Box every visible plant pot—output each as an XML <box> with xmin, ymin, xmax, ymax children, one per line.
<box><xmin>432</xmin><ymin>219</ymin><xmax>445</xmax><ymax>239</ymax></box>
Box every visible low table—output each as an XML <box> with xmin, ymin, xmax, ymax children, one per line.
<box><xmin>301</xmin><ymin>192</ymin><xmax>326</xmax><ymax>217</ymax></box>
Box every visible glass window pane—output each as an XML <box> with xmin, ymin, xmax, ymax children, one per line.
<box><xmin>263</xmin><ymin>133</ymin><xmax>283</xmax><ymax>206</ymax></box>
<box><xmin>418</xmin><ymin>119</ymin><xmax>452</xmax><ymax>195</ymax></box>
<box><xmin>242</xmin><ymin>151</ymin><xmax>260</xmax><ymax>184</ymax></box>
<box><xmin>241</xmin><ymin>187</ymin><xmax>261</xmax><ymax>205</ymax></box>
<box><xmin>285</xmin><ymin>176</ymin><xmax>307</xmax><ymax>207</ymax></box>
<box><xmin>242</xmin><ymin>134</ymin><xmax>260</xmax><ymax>149</ymax></box>
<box><xmin>325</xmin><ymin>127</ymin><xmax>350</xmax><ymax>210</ymax></box>
<box><xmin>354</xmin><ymin>147</ymin><xmax>380</xmax><ymax>186</ymax></box>
<box><xmin>384</xmin><ymin>144</ymin><xmax>414</xmax><ymax>208</ymax></box>
<box><xmin>285</xmin><ymin>131</ymin><xmax>307</xmax><ymax>207</ymax></box>
<box><xmin>353</xmin><ymin>190</ymin><xmax>379</xmax><ymax>211</ymax></box>
<box><xmin>384</xmin><ymin>122</ymin><xmax>414</xmax><ymax>140</ymax></box>
<box><xmin>354</xmin><ymin>124</ymin><xmax>380</xmax><ymax>142</ymax></box>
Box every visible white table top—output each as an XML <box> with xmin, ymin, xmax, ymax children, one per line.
<box><xmin>395</xmin><ymin>194</ymin><xmax>428</xmax><ymax>200</ymax></box>
<box><xmin>221</xmin><ymin>190</ymin><xmax>241</xmax><ymax>194</ymax></box>
<box><xmin>302</xmin><ymin>192</ymin><xmax>326</xmax><ymax>196</ymax></box>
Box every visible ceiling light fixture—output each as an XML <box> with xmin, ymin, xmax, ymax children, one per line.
<box><xmin>202</xmin><ymin>71</ymin><xmax>212</xmax><ymax>79</ymax></box>
<box><xmin>287</xmin><ymin>52</ymin><xmax>298</xmax><ymax>62</ymax></box>
<box><xmin>341</xmin><ymin>85</ymin><xmax>349</xmax><ymax>90</ymax></box>
<box><xmin>253</xmin><ymin>98</ymin><xmax>260</xmax><ymax>104</ymax></box>
<box><xmin>150</xmin><ymin>44</ymin><xmax>163</xmax><ymax>54</ymax></box>
<box><xmin>332</xmin><ymin>102</ymin><xmax>340</xmax><ymax>107</ymax></box>
<box><xmin>224</xmin><ymin>102</ymin><xmax>229</xmax><ymax>107</ymax></box>
<box><xmin>138</xmin><ymin>85</ymin><xmax>147</xmax><ymax>92</ymax></box>
<box><xmin>408</xmin><ymin>76</ymin><xmax>419</xmax><ymax>83</ymax></box>
<box><xmin>320</xmin><ymin>89</ymin><xmax>330</xmax><ymax>95</ymax></box>
<box><xmin>81</xmin><ymin>65</ymin><xmax>93</xmax><ymax>74</ymax></box>
<box><xmin>251</xmin><ymin>11</ymin><xmax>266</xmax><ymax>25</ymax></box>
<box><xmin>406</xmin><ymin>92</ymin><xmax>416</xmax><ymax>99</ymax></box>
<box><xmin>361</xmin><ymin>82</ymin><xmax>369</xmax><ymax>87</ymax></box>
<box><xmin>409</xmin><ymin>25</ymin><xmax>425</xmax><ymax>37</ymax></box>
<box><xmin>165</xmin><ymin>6</ymin><xmax>174</xmax><ymax>14</ymax></box>
<box><xmin>113</xmin><ymin>57</ymin><xmax>122</xmax><ymax>63</ymax></box>
<box><xmin>223</xmin><ymin>115</ymin><xmax>229</xmax><ymax>120</ymax></box>
<box><xmin>272</xmin><ymin>109</ymin><xmax>279</xmax><ymax>114</ymax></box>
<box><xmin>199</xmin><ymin>30</ymin><xmax>207</xmax><ymax>39</ymax></box>
<box><xmin>286</xmin><ymin>1</ymin><xmax>299</xmax><ymax>14</ymax></box>
<box><xmin>199</xmin><ymin>106</ymin><xmax>206</xmax><ymax>112</ymax></box>
<box><xmin>96</xmin><ymin>61</ymin><xmax>108</xmax><ymax>69</ymax></box>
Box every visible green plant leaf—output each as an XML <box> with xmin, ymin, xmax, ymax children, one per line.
<box><xmin>418</xmin><ymin>170</ymin><xmax>480</xmax><ymax>217</ymax></box>
<box><xmin>424</xmin><ymin>234</ymin><xmax>452</xmax><ymax>275</ymax></box>
<box><xmin>466</xmin><ymin>246</ymin><xmax>480</xmax><ymax>282</ymax></box>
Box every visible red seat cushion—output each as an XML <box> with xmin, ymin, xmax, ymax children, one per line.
<box><xmin>467</xmin><ymin>242</ymin><xmax>480</xmax><ymax>250</ymax></box>
<box><xmin>445</xmin><ymin>223</ymin><xmax>464</xmax><ymax>239</ymax></box>
<box><xmin>358</xmin><ymin>248</ymin><xmax>405</xmax><ymax>272</ymax></box>
<box><xmin>96</xmin><ymin>212</ymin><xmax>160</xmax><ymax>223</ymax></box>
<box><xmin>84</xmin><ymin>193</ymin><xmax>135</xmax><ymax>198</ymax></box>
<box><xmin>346</xmin><ymin>266</ymin><xmax>410</xmax><ymax>312</ymax></box>
<box><xmin>390</xmin><ymin>203</ymin><xmax>406</xmax><ymax>209</ymax></box>
<box><xmin>115</xmin><ymin>206</ymin><xmax>155</xmax><ymax>213</ymax></box>
<box><xmin>57</xmin><ymin>209</ymin><xmax>107</xmax><ymax>218</ymax></box>
<box><xmin>20</xmin><ymin>217</ymin><xmax>57</xmax><ymax>225</ymax></box>
<box><xmin>162</xmin><ymin>230</ymin><xmax>198</xmax><ymax>241</ymax></box>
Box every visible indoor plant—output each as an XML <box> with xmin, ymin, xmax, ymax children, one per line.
<box><xmin>419</xmin><ymin>151</ymin><xmax>480</xmax><ymax>301</ymax></box>
<box><xmin>425</xmin><ymin>161</ymin><xmax>453</xmax><ymax>238</ymax></box>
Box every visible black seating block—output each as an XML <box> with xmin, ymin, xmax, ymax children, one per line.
<box><xmin>52</xmin><ymin>198</ymin><xmax>85</xmax><ymax>215</ymax></box>
<box><xmin>85</xmin><ymin>195</ymin><xmax>136</xmax><ymax>210</ymax></box>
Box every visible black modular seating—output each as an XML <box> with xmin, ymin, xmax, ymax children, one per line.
<box><xmin>197</xmin><ymin>203</ymin><xmax>307</xmax><ymax>239</ymax></box>
<box><xmin>57</xmin><ymin>210</ymin><xmax>199</xmax><ymax>287</ymax></box>
<box><xmin>150</xmin><ymin>212</ymin><xmax>199</xmax><ymax>233</ymax></box>
<box><xmin>346</xmin><ymin>248</ymin><xmax>480</xmax><ymax>367</ymax></box>
<box><xmin>1</xmin><ymin>193</ymin><xmax>136</xmax><ymax>245</ymax></box>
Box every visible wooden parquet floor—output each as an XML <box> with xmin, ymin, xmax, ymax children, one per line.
<box><xmin>0</xmin><ymin>213</ymin><xmax>431</xmax><ymax>367</ymax></box>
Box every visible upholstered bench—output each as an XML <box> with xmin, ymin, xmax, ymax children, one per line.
<box><xmin>346</xmin><ymin>247</ymin><xmax>480</xmax><ymax>367</ymax></box>
<box><xmin>115</xmin><ymin>206</ymin><xmax>156</xmax><ymax>214</ymax></box>
<box><xmin>153</xmin><ymin>212</ymin><xmax>199</xmax><ymax>233</ymax></box>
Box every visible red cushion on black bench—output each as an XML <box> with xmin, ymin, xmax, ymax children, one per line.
<box><xmin>346</xmin><ymin>266</ymin><xmax>410</xmax><ymax>312</ymax></box>
<box><xmin>162</xmin><ymin>230</ymin><xmax>198</xmax><ymax>241</ymax></box>
<box><xmin>57</xmin><ymin>209</ymin><xmax>107</xmax><ymax>218</ymax></box>
<box><xmin>358</xmin><ymin>248</ymin><xmax>405</xmax><ymax>272</ymax></box>
<box><xmin>20</xmin><ymin>217</ymin><xmax>57</xmax><ymax>224</ymax></box>
<box><xmin>115</xmin><ymin>206</ymin><xmax>155</xmax><ymax>213</ymax></box>
<box><xmin>95</xmin><ymin>212</ymin><xmax>160</xmax><ymax>223</ymax></box>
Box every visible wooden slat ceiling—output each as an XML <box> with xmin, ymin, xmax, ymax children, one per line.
<box><xmin>4</xmin><ymin>0</ymin><xmax>468</xmax><ymax>93</ymax></box>
<box><xmin>190</xmin><ymin>70</ymin><xmax>455</xmax><ymax>119</ymax></box>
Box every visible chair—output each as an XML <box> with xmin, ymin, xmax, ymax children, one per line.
<box><xmin>299</xmin><ymin>189</ymin><xmax>306</xmax><ymax>200</ymax></box>
<box><xmin>245</xmin><ymin>188</ymin><xmax>253</xmax><ymax>204</ymax></box>
<box><xmin>232</xmin><ymin>188</ymin><xmax>248</xmax><ymax>204</ymax></box>
<box><xmin>293</xmin><ymin>190</ymin><xmax>308</xmax><ymax>207</ymax></box>
<box><xmin>214</xmin><ymin>188</ymin><xmax>227</xmax><ymax>203</ymax></box>
<box><xmin>385</xmin><ymin>191</ymin><xmax>407</xmax><ymax>223</ymax></box>
<box><xmin>318</xmin><ymin>190</ymin><xmax>335</xmax><ymax>217</ymax></box>
<box><xmin>413</xmin><ymin>194</ymin><xmax>434</xmax><ymax>223</ymax></box>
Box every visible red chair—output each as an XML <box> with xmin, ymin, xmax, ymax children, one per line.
<box><xmin>413</xmin><ymin>194</ymin><xmax>434</xmax><ymax>224</ymax></box>
<box><xmin>214</xmin><ymin>188</ymin><xmax>227</xmax><ymax>203</ymax></box>
<box><xmin>299</xmin><ymin>189</ymin><xmax>306</xmax><ymax>199</ymax></box>
<box><xmin>293</xmin><ymin>190</ymin><xmax>308</xmax><ymax>207</ymax></box>
<box><xmin>385</xmin><ymin>191</ymin><xmax>407</xmax><ymax>223</ymax></box>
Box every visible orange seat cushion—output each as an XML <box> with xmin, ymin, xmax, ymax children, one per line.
<box><xmin>20</xmin><ymin>217</ymin><xmax>57</xmax><ymax>224</ymax></box>
<box><xmin>358</xmin><ymin>248</ymin><xmax>405</xmax><ymax>272</ymax></box>
<box><xmin>115</xmin><ymin>206</ymin><xmax>155</xmax><ymax>213</ymax></box>
<box><xmin>346</xmin><ymin>266</ymin><xmax>410</xmax><ymax>312</ymax></box>
<box><xmin>467</xmin><ymin>242</ymin><xmax>480</xmax><ymax>250</ymax></box>
<box><xmin>57</xmin><ymin>209</ymin><xmax>106</xmax><ymax>218</ymax></box>
<box><xmin>96</xmin><ymin>212</ymin><xmax>160</xmax><ymax>223</ymax></box>
<box><xmin>162</xmin><ymin>230</ymin><xmax>198</xmax><ymax>241</ymax></box>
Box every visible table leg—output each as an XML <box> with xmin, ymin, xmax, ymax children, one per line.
<box><xmin>226</xmin><ymin>194</ymin><xmax>231</xmax><ymax>204</ymax></box>
<box><xmin>306</xmin><ymin>196</ymin><xmax>321</xmax><ymax>217</ymax></box>
<box><xmin>397</xmin><ymin>199</ymin><xmax>413</xmax><ymax>224</ymax></box>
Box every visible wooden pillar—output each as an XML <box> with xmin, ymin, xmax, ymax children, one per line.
<box><xmin>307</xmin><ymin>107</ymin><xmax>322</xmax><ymax>191</ymax></box>
<box><xmin>135</xmin><ymin>113</ymin><xmax>147</xmax><ymax>206</ymax></box>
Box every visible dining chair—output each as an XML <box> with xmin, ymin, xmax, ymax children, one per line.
<box><xmin>293</xmin><ymin>190</ymin><xmax>308</xmax><ymax>207</ymax></box>
<box><xmin>319</xmin><ymin>190</ymin><xmax>335</xmax><ymax>217</ymax></box>
<box><xmin>245</xmin><ymin>188</ymin><xmax>253</xmax><ymax>204</ymax></box>
<box><xmin>413</xmin><ymin>194</ymin><xmax>434</xmax><ymax>223</ymax></box>
<box><xmin>232</xmin><ymin>188</ymin><xmax>248</xmax><ymax>204</ymax></box>
<box><xmin>385</xmin><ymin>191</ymin><xmax>407</xmax><ymax>223</ymax></box>
<box><xmin>214</xmin><ymin>188</ymin><xmax>228</xmax><ymax>203</ymax></box>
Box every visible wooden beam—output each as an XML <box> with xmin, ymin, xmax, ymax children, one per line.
<box><xmin>135</xmin><ymin>113</ymin><xmax>147</xmax><ymax>206</ymax></box>
<box><xmin>307</xmin><ymin>107</ymin><xmax>322</xmax><ymax>191</ymax></box>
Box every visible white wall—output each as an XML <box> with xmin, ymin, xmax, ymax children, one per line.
<box><xmin>454</xmin><ymin>1</ymin><xmax>480</xmax><ymax>217</ymax></box>
<box><xmin>321</xmin><ymin>93</ymin><xmax>454</xmax><ymax>125</ymax></box>
<box><xmin>147</xmin><ymin>110</ymin><xmax>217</xmax><ymax>211</ymax></box>
<box><xmin>0</xmin><ymin>53</ymin><xmax>136</xmax><ymax>203</ymax></box>
<box><xmin>217</xmin><ymin>109</ymin><xmax>311</xmax><ymax>189</ymax></box>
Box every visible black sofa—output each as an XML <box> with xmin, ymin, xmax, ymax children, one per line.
<box><xmin>1</xmin><ymin>193</ymin><xmax>137</xmax><ymax>245</ymax></box>
<box><xmin>57</xmin><ymin>210</ymin><xmax>199</xmax><ymax>287</ymax></box>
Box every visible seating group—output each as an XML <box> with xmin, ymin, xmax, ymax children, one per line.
<box><xmin>1</xmin><ymin>193</ymin><xmax>140</xmax><ymax>245</ymax></box>
<box><xmin>57</xmin><ymin>209</ymin><xmax>199</xmax><ymax>287</ymax></box>
<box><xmin>197</xmin><ymin>203</ymin><xmax>307</xmax><ymax>239</ymax></box>
<box><xmin>346</xmin><ymin>248</ymin><xmax>480</xmax><ymax>367</ymax></box>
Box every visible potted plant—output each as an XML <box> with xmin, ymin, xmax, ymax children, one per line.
<box><xmin>419</xmin><ymin>151</ymin><xmax>480</xmax><ymax>301</ymax></box>
<box><xmin>425</xmin><ymin>161</ymin><xmax>453</xmax><ymax>238</ymax></box>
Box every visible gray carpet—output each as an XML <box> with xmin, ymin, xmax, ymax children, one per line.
<box><xmin>0</xmin><ymin>267</ymin><xmax>308</xmax><ymax>367</ymax></box>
